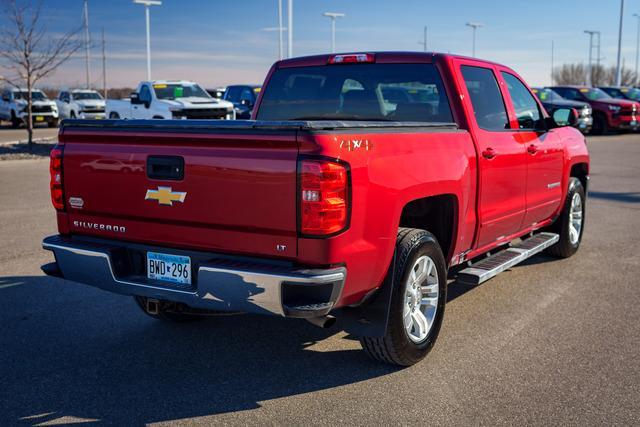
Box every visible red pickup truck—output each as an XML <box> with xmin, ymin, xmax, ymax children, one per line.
<box><xmin>42</xmin><ymin>52</ymin><xmax>589</xmax><ymax>366</ymax></box>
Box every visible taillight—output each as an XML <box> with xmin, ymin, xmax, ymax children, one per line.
<box><xmin>49</xmin><ymin>145</ymin><xmax>65</xmax><ymax>210</ymax></box>
<box><xmin>299</xmin><ymin>159</ymin><xmax>349</xmax><ymax>236</ymax></box>
<box><xmin>328</xmin><ymin>53</ymin><xmax>375</xmax><ymax>64</ymax></box>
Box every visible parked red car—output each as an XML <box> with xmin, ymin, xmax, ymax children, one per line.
<box><xmin>551</xmin><ymin>85</ymin><xmax>638</xmax><ymax>134</ymax></box>
<box><xmin>42</xmin><ymin>52</ymin><xmax>589</xmax><ymax>366</ymax></box>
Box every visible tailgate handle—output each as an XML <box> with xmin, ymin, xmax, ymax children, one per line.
<box><xmin>147</xmin><ymin>156</ymin><xmax>184</xmax><ymax>180</ymax></box>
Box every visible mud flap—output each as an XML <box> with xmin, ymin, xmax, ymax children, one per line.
<box><xmin>335</xmin><ymin>251</ymin><xmax>397</xmax><ymax>338</ymax></box>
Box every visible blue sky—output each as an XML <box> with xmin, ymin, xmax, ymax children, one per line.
<box><xmin>4</xmin><ymin>0</ymin><xmax>640</xmax><ymax>88</ymax></box>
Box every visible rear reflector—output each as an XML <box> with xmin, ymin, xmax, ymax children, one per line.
<box><xmin>328</xmin><ymin>53</ymin><xmax>375</xmax><ymax>64</ymax></box>
<box><xmin>299</xmin><ymin>159</ymin><xmax>349</xmax><ymax>236</ymax></box>
<box><xmin>49</xmin><ymin>145</ymin><xmax>65</xmax><ymax>210</ymax></box>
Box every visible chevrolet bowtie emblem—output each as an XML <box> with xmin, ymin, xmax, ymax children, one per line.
<box><xmin>145</xmin><ymin>186</ymin><xmax>187</xmax><ymax>206</ymax></box>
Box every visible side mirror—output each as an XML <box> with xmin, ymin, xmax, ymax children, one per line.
<box><xmin>130</xmin><ymin>93</ymin><xmax>142</xmax><ymax>104</ymax></box>
<box><xmin>550</xmin><ymin>107</ymin><xmax>579</xmax><ymax>128</ymax></box>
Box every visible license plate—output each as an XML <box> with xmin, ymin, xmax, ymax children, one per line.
<box><xmin>147</xmin><ymin>252</ymin><xmax>191</xmax><ymax>285</ymax></box>
<box><xmin>35</xmin><ymin>116</ymin><xmax>44</xmax><ymax>122</ymax></box>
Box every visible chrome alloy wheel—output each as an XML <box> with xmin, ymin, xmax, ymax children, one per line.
<box><xmin>403</xmin><ymin>255</ymin><xmax>439</xmax><ymax>344</ymax></box>
<box><xmin>569</xmin><ymin>192</ymin><xmax>583</xmax><ymax>245</ymax></box>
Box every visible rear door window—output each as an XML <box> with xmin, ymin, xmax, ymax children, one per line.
<box><xmin>460</xmin><ymin>65</ymin><xmax>509</xmax><ymax>131</ymax></box>
<box><xmin>257</xmin><ymin>63</ymin><xmax>454</xmax><ymax>123</ymax></box>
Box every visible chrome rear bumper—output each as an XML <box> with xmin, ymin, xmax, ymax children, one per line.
<box><xmin>42</xmin><ymin>235</ymin><xmax>345</xmax><ymax>318</ymax></box>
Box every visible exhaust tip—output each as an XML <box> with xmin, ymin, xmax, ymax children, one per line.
<box><xmin>306</xmin><ymin>315</ymin><xmax>336</xmax><ymax>329</ymax></box>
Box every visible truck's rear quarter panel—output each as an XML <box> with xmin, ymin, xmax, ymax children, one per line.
<box><xmin>298</xmin><ymin>128</ymin><xmax>477</xmax><ymax>305</ymax></box>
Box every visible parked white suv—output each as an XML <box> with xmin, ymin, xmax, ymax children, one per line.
<box><xmin>106</xmin><ymin>80</ymin><xmax>235</xmax><ymax>120</ymax></box>
<box><xmin>0</xmin><ymin>88</ymin><xmax>59</xmax><ymax>128</ymax></box>
<box><xmin>56</xmin><ymin>89</ymin><xmax>106</xmax><ymax>119</ymax></box>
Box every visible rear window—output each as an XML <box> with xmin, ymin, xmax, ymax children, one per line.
<box><xmin>256</xmin><ymin>63</ymin><xmax>454</xmax><ymax>123</ymax></box>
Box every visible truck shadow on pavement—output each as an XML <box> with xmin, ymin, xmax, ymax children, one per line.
<box><xmin>588</xmin><ymin>191</ymin><xmax>640</xmax><ymax>204</ymax></box>
<box><xmin>0</xmin><ymin>275</ymin><xmax>399</xmax><ymax>425</ymax></box>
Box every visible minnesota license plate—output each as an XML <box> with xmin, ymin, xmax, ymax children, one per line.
<box><xmin>35</xmin><ymin>116</ymin><xmax>44</xmax><ymax>122</ymax></box>
<box><xmin>147</xmin><ymin>252</ymin><xmax>191</xmax><ymax>285</ymax></box>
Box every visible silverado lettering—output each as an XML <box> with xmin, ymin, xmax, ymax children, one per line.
<box><xmin>42</xmin><ymin>52</ymin><xmax>589</xmax><ymax>366</ymax></box>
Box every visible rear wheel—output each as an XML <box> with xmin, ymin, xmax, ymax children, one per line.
<box><xmin>69</xmin><ymin>111</ymin><xmax>76</xmax><ymax>119</ymax></box>
<box><xmin>109</xmin><ymin>112</ymin><xmax>120</xmax><ymax>119</ymax></box>
<box><xmin>546</xmin><ymin>177</ymin><xmax>585</xmax><ymax>258</ymax></box>
<box><xmin>47</xmin><ymin>119</ymin><xmax>58</xmax><ymax>128</ymax></box>
<box><xmin>359</xmin><ymin>228</ymin><xmax>447</xmax><ymax>366</ymax></box>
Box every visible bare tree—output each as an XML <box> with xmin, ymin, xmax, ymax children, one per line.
<box><xmin>552</xmin><ymin>63</ymin><xmax>587</xmax><ymax>85</ymax></box>
<box><xmin>0</xmin><ymin>0</ymin><xmax>82</xmax><ymax>149</ymax></box>
<box><xmin>552</xmin><ymin>62</ymin><xmax>637</xmax><ymax>87</ymax></box>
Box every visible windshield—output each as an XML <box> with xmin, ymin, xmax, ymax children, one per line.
<box><xmin>617</xmin><ymin>88</ymin><xmax>640</xmax><ymax>100</ymax></box>
<box><xmin>73</xmin><ymin>92</ymin><xmax>103</xmax><ymax>100</ymax></box>
<box><xmin>257</xmin><ymin>63</ymin><xmax>454</xmax><ymax>123</ymax></box>
<box><xmin>532</xmin><ymin>88</ymin><xmax>562</xmax><ymax>102</ymax></box>
<box><xmin>581</xmin><ymin>88</ymin><xmax>611</xmax><ymax>101</ymax></box>
<box><xmin>14</xmin><ymin>90</ymin><xmax>47</xmax><ymax>101</ymax></box>
<box><xmin>152</xmin><ymin>83</ymin><xmax>210</xmax><ymax>100</ymax></box>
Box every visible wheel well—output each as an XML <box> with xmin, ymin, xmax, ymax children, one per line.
<box><xmin>570</xmin><ymin>163</ymin><xmax>589</xmax><ymax>189</ymax></box>
<box><xmin>398</xmin><ymin>194</ymin><xmax>457</xmax><ymax>262</ymax></box>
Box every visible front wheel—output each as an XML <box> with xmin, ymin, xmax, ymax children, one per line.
<box><xmin>546</xmin><ymin>177</ymin><xmax>586</xmax><ymax>258</ymax></box>
<box><xmin>10</xmin><ymin>111</ymin><xmax>21</xmax><ymax>129</ymax></box>
<box><xmin>591</xmin><ymin>113</ymin><xmax>608</xmax><ymax>135</ymax></box>
<box><xmin>359</xmin><ymin>228</ymin><xmax>447</xmax><ymax>366</ymax></box>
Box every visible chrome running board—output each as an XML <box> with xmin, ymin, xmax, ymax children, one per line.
<box><xmin>456</xmin><ymin>232</ymin><xmax>559</xmax><ymax>286</ymax></box>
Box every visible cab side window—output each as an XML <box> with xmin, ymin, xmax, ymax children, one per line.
<box><xmin>501</xmin><ymin>72</ymin><xmax>543</xmax><ymax>130</ymax></box>
<box><xmin>461</xmin><ymin>66</ymin><xmax>509</xmax><ymax>131</ymax></box>
<box><xmin>139</xmin><ymin>85</ymin><xmax>152</xmax><ymax>103</ymax></box>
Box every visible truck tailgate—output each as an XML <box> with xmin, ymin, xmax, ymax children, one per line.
<box><xmin>59</xmin><ymin>126</ymin><xmax>299</xmax><ymax>259</ymax></box>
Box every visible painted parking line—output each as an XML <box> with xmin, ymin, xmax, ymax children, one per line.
<box><xmin>0</xmin><ymin>282</ymin><xmax>25</xmax><ymax>290</ymax></box>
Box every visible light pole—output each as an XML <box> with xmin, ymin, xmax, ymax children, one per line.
<box><xmin>634</xmin><ymin>13</ymin><xmax>640</xmax><ymax>84</ymax></box>
<box><xmin>615</xmin><ymin>0</ymin><xmax>625</xmax><ymax>86</ymax></box>
<box><xmin>133</xmin><ymin>0</ymin><xmax>162</xmax><ymax>80</ymax></box>
<box><xmin>584</xmin><ymin>30</ymin><xmax>597</xmax><ymax>86</ymax></box>
<box><xmin>287</xmin><ymin>0</ymin><xmax>293</xmax><ymax>58</ymax></box>
<box><xmin>418</xmin><ymin>26</ymin><xmax>428</xmax><ymax>52</ymax></box>
<box><xmin>551</xmin><ymin>40</ymin><xmax>554</xmax><ymax>85</ymax></box>
<box><xmin>465</xmin><ymin>22</ymin><xmax>483</xmax><ymax>57</ymax></box>
<box><xmin>322</xmin><ymin>12</ymin><xmax>345</xmax><ymax>53</ymax></box>
<box><xmin>278</xmin><ymin>0</ymin><xmax>284</xmax><ymax>60</ymax></box>
<box><xmin>83</xmin><ymin>0</ymin><xmax>91</xmax><ymax>89</ymax></box>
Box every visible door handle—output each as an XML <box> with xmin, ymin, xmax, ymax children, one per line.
<box><xmin>527</xmin><ymin>144</ymin><xmax>538</xmax><ymax>155</ymax></box>
<box><xmin>482</xmin><ymin>147</ymin><xmax>497</xmax><ymax>159</ymax></box>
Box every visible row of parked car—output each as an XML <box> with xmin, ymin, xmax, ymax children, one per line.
<box><xmin>0</xmin><ymin>79</ymin><xmax>637</xmax><ymax>135</ymax></box>
<box><xmin>0</xmin><ymin>82</ymin><xmax>262</xmax><ymax>127</ymax></box>
<box><xmin>532</xmin><ymin>86</ymin><xmax>640</xmax><ymax>134</ymax></box>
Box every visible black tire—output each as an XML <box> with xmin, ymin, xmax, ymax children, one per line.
<box><xmin>134</xmin><ymin>296</ymin><xmax>205</xmax><ymax>323</ymax></box>
<box><xmin>47</xmin><ymin>119</ymin><xmax>58</xmax><ymax>128</ymax></box>
<box><xmin>591</xmin><ymin>113</ymin><xmax>608</xmax><ymax>135</ymax></box>
<box><xmin>10</xmin><ymin>111</ymin><xmax>20</xmax><ymax>129</ymax></box>
<box><xmin>109</xmin><ymin>112</ymin><xmax>120</xmax><ymax>119</ymax></box>
<box><xmin>546</xmin><ymin>177</ymin><xmax>585</xmax><ymax>258</ymax></box>
<box><xmin>359</xmin><ymin>228</ymin><xmax>448</xmax><ymax>366</ymax></box>
<box><xmin>69</xmin><ymin>111</ymin><xmax>76</xmax><ymax>119</ymax></box>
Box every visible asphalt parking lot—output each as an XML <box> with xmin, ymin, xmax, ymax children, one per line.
<box><xmin>0</xmin><ymin>133</ymin><xmax>639</xmax><ymax>425</ymax></box>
